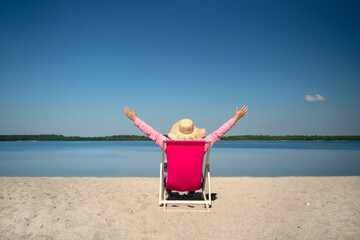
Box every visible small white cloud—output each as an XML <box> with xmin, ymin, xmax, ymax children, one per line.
<box><xmin>305</xmin><ymin>94</ymin><xmax>326</xmax><ymax>102</ymax></box>
<box><xmin>315</xmin><ymin>94</ymin><xmax>325</xmax><ymax>101</ymax></box>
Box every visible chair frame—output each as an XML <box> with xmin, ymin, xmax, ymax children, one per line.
<box><xmin>159</xmin><ymin>139</ymin><xmax>212</xmax><ymax>212</ymax></box>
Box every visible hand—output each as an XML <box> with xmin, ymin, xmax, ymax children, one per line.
<box><xmin>232</xmin><ymin>105</ymin><xmax>248</xmax><ymax>123</ymax></box>
<box><xmin>123</xmin><ymin>107</ymin><xmax>137</xmax><ymax>122</ymax></box>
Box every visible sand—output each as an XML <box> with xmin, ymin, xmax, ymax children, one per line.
<box><xmin>0</xmin><ymin>176</ymin><xmax>359</xmax><ymax>240</ymax></box>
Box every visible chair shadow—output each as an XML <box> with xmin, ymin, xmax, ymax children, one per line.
<box><xmin>167</xmin><ymin>192</ymin><xmax>218</xmax><ymax>202</ymax></box>
<box><xmin>164</xmin><ymin>192</ymin><xmax>218</xmax><ymax>210</ymax></box>
<box><xmin>208</xmin><ymin>193</ymin><xmax>218</xmax><ymax>201</ymax></box>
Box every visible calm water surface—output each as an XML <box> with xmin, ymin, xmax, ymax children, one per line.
<box><xmin>0</xmin><ymin>141</ymin><xmax>359</xmax><ymax>177</ymax></box>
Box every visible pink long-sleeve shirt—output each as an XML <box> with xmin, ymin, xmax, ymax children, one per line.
<box><xmin>134</xmin><ymin>118</ymin><xmax>236</xmax><ymax>152</ymax></box>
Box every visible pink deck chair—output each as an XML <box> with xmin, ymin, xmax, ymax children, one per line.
<box><xmin>159</xmin><ymin>140</ymin><xmax>212</xmax><ymax>211</ymax></box>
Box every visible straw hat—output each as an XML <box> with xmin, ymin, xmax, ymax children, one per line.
<box><xmin>167</xmin><ymin>118</ymin><xmax>206</xmax><ymax>140</ymax></box>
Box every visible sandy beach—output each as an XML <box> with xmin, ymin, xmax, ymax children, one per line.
<box><xmin>0</xmin><ymin>177</ymin><xmax>359</xmax><ymax>240</ymax></box>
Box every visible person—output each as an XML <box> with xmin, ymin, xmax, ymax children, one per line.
<box><xmin>123</xmin><ymin>105</ymin><xmax>248</xmax><ymax>198</ymax></box>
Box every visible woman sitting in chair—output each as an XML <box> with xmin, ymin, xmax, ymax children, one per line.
<box><xmin>123</xmin><ymin>105</ymin><xmax>248</xmax><ymax>198</ymax></box>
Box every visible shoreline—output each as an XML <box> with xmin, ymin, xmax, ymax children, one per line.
<box><xmin>1</xmin><ymin>176</ymin><xmax>359</xmax><ymax>239</ymax></box>
<box><xmin>2</xmin><ymin>135</ymin><xmax>360</xmax><ymax>142</ymax></box>
<box><xmin>1</xmin><ymin>175</ymin><xmax>360</xmax><ymax>178</ymax></box>
<box><xmin>2</xmin><ymin>139</ymin><xmax>360</xmax><ymax>142</ymax></box>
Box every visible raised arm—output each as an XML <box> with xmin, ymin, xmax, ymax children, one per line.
<box><xmin>204</xmin><ymin>105</ymin><xmax>248</xmax><ymax>150</ymax></box>
<box><xmin>123</xmin><ymin>107</ymin><xmax>168</xmax><ymax>149</ymax></box>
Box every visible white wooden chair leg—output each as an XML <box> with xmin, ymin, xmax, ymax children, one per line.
<box><xmin>208</xmin><ymin>171</ymin><xmax>212</xmax><ymax>206</ymax></box>
<box><xmin>159</xmin><ymin>163</ymin><xmax>164</xmax><ymax>206</ymax></box>
<box><xmin>163</xmin><ymin>189</ymin><xmax>167</xmax><ymax>212</ymax></box>
<box><xmin>202</xmin><ymin>191</ymin><xmax>209</xmax><ymax>211</ymax></box>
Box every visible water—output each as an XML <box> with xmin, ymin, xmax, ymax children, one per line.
<box><xmin>0</xmin><ymin>141</ymin><xmax>359</xmax><ymax>177</ymax></box>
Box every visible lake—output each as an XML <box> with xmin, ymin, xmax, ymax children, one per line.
<box><xmin>0</xmin><ymin>141</ymin><xmax>359</xmax><ymax>177</ymax></box>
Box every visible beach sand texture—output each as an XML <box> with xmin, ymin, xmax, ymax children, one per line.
<box><xmin>0</xmin><ymin>177</ymin><xmax>359</xmax><ymax>240</ymax></box>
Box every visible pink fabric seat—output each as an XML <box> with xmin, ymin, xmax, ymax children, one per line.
<box><xmin>165</xmin><ymin>140</ymin><xmax>206</xmax><ymax>192</ymax></box>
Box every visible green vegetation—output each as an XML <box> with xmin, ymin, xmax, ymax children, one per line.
<box><xmin>0</xmin><ymin>134</ymin><xmax>359</xmax><ymax>141</ymax></box>
<box><xmin>0</xmin><ymin>135</ymin><xmax>151</xmax><ymax>141</ymax></box>
<box><xmin>221</xmin><ymin>135</ymin><xmax>360</xmax><ymax>141</ymax></box>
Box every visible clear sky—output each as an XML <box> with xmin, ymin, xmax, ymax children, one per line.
<box><xmin>0</xmin><ymin>0</ymin><xmax>359</xmax><ymax>137</ymax></box>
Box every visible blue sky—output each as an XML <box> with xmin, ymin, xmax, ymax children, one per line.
<box><xmin>0</xmin><ymin>0</ymin><xmax>359</xmax><ymax>136</ymax></box>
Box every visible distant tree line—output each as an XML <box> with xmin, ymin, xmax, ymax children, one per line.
<box><xmin>0</xmin><ymin>134</ymin><xmax>359</xmax><ymax>141</ymax></box>
<box><xmin>220</xmin><ymin>135</ymin><xmax>360</xmax><ymax>141</ymax></box>
<box><xmin>0</xmin><ymin>135</ymin><xmax>151</xmax><ymax>141</ymax></box>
